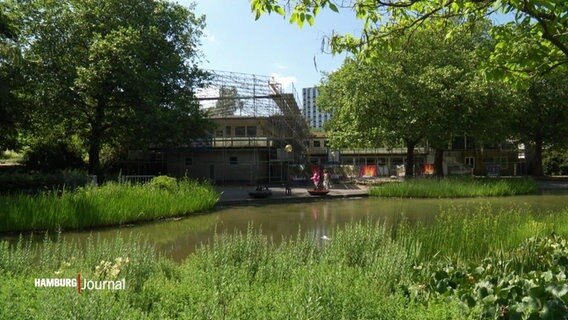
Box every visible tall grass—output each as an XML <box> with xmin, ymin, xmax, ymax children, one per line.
<box><xmin>0</xmin><ymin>234</ymin><xmax>164</xmax><ymax>319</ymax></box>
<box><xmin>400</xmin><ymin>205</ymin><xmax>568</xmax><ymax>263</ymax></box>
<box><xmin>0</xmin><ymin>224</ymin><xmax>466</xmax><ymax>320</ymax></box>
<box><xmin>0</xmin><ymin>179</ymin><xmax>219</xmax><ymax>233</ymax></box>
<box><xmin>370</xmin><ymin>177</ymin><xmax>538</xmax><ymax>198</ymax></box>
<box><xmin>3</xmin><ymin>207</ymin><xmax>568</xmax><ymax>319</ymax></box>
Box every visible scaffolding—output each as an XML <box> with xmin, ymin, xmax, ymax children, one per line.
<box><xmin>192</xmin><ymin>70</ymin><xmax>311</xmax><ymax>184</ymax></box>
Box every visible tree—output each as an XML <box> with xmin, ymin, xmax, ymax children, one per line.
<box><xmin>318</xmin><ymin>21</ymin><xmax>511</xmax><ymax>177</ymax></box>
<box><xmin>14</xmin><ymin>0</ymin><xmax>212</xmax><ymax>176</ymax></box>
<box><xmin>211</xmin><ymin>86</ymin><xmax>244</xmax><ymax>116</ymax></box>
<box><xmin>251</xmin><ymin>0</ymin><xmax>568</xmax><ymax>76</ymax></box>
<box><xmin>0</xmin><ymin>2</ymin><xmax>23</xmax><ymax>150</ymax></box>
<box><xmin>513</xmin><ymin>70</ymin><xmax>568</xmax><ymax>176</ymax></box>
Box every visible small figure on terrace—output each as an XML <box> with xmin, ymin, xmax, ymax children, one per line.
<box><xmin>310</xmin><ymin>171</ymin><xmax>320</xmax><ymax>190</ymax></box>
<box><xmin>323</xmin><ymin>169</ymin><xmax>331</xmax><ymax>190</ymax></box>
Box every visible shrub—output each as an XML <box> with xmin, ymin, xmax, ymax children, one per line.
<box><xmin>24</xmin><ymin>141</ymin><xmax>84</xmax><ymax>172</ymax></box>
<box><xmin>148</xmin><ymin>175</ymin><xmax>178</xmax><ymax>191</ymax></box>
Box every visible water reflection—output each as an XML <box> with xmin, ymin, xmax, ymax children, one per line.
<box><xmin>2</xmin><ymin>194</ymin><xmax>568</xmax><ymax>262</ymax></box>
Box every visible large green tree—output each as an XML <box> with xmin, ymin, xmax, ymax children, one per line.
<box><xmin>318</xmin><ymin>21</ymin><xmax>511</xmax><ymax>177</ymax></box>
<box><xmin>0</xmin><ymin>2</ymin><xmax>23</xmax><ymax>150</ymax></box>
<box><xmin>513</xmin><ymin>70</ymin><xmax>568</xmax><ymax>176</ymax></box>
<box><xmin>13</xmin><ymin>0</ymin><xmax>211</xmax><ymax>176</ymax></box>
<box><xmin>251</xmin><ymin>0</ymin><xmax>568</xmax><ymax>76</ymax></box>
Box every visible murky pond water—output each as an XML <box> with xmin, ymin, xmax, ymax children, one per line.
<box><xmin>3</xmin><ymin>193</ymin><xmax>568</xmax><ymax>262</ymax></box>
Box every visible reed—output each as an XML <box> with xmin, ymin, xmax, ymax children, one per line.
<box><xmin>0</xmin><ymin>179</ymin><xmax>219</xmax><ymax>233</ymax></box>
<box><xmin>400</xmin><ymin>205</ymin><xmax>568</xmax><ymax>263</ymax></box>
<box><xmin>369</xmin><ymin>177</ymin><xmax>538</xmax><ymax>198</ymax></box>
<box><xmin>3</xmin><ymin>209</ymin><xmax>568</xmax><ymax>319</ymax></box>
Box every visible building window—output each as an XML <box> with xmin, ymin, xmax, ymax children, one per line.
<box><xmin>185</xmin><ymin>158</ymin><xmax>193</xmax><ymax>166</ymax></box>
<box><xmin>235</xmin><ymin>126</ymin><xmax>245</xmax><ymax>137</ymax></box>
<box><xmin>229</xmin><ymin>156</ymin><xmax>238</xmax><ymax>165</ymax></box>
<box><xmin>247</xmin><ymin>126</ymin><xmax>257</xmax><ymax>137</ymax></box>
<box><xmin>313</xmin><ymin>140</ymin><xmax>321</xmax><ymax>147</ymax></box>
<box><xmin>498</xmin><ymin>157</ymin><xmax>508</xmax><ymax>169</ymax></box>
<box><xmin>215</xmin><ymin>129</ymin><xmax>223</xmax><ymax>137</ymax></box>
<box><xmin>225</xmin><ymin>126</ymin><xmax>231</xmax><ymax>136</ymax></box>
<box><xmin>465</xmin><ymin>157</ymin><xmax>475</xmax><ymax>168</ymax></box>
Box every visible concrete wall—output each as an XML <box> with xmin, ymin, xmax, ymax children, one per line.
<box><xmin>167</xmin><ymin>148</ymin><xmax>271</xmax><ymax>183</ymax></box>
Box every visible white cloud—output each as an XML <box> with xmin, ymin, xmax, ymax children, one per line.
<box><xmin>270</xmin><ymin>73</ymin><xmax>297</xmax><ymax>91</ymax></box>
<box><xmin>274</xmin><ymin>63</ymin><xmax>288</xmax><ymax>70</ymax></box>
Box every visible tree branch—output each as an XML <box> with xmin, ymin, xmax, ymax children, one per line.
<box><xmin>521</xmin><ymin>0</ymin><xmax>568</xmax><ymax>58</ymax></box>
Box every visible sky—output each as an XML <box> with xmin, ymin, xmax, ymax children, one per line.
<box><xmin>177</xmin><ymin>0</ymin><xmax>364</xmax><ymax>93</ymax></box>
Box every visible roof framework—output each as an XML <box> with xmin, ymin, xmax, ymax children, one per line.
<box><xmin>195</xmin><ymin>70</ymin><xmax>309</xmax><ymax>158</ymax></box>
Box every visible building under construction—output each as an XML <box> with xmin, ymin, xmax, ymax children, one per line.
<box><xmin>163</xmin><ymin>70</ymin><xmax>310</xmax><ymax>184</ymax></box>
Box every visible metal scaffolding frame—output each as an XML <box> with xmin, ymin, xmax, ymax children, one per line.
<box><xmin>193</xmin><ymin>69</ymin><xmax>310</xmax><ymax>184</ymax></box>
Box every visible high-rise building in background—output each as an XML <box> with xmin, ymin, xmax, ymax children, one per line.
<box><xmin>302</xmin><ymin>87</ymin><xmax>332</xmax><ymax>129</ymax></box>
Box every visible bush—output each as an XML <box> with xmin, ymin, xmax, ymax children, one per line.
<box><xmin>148</xmin><ymin>175</ymin><xmax>178</xmax><ymax>191</ymax></box>
<box><xmin>0</xmin><ymin>169</ymin><xmax>90</xmax><ymax>194</ymax></box>
<box><xmin>24</xmin><ymin>140</ymin><xmax>84</xmax><ymax>172</ymax></box>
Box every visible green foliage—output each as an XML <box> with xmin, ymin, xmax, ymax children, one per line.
<box><xmin>23</xmin><ymin>140</ymin><xmax>85</xmax><ymax>172</ymax></box>
<box><xmin>148</xmin><ymin>175</ymin><xmax>178</xmax><ymax>192</ymax></box>
<box><xmin>250</xmin><ymin>0</ymin><xmax>568</xmax><ymax>76</ymax></box>
<box><xmin>370</xmin><ymin>178</ymin><xmax>538</xmax><ymax>198</ymax></box>
<box><xmin>513</xmin><ymin>70</ymin><xmax>568</xmax><ymax>176</ymax></box>
<box><xmin>5</xmin><ymin>212</ymin><xmax>568</xmax><ymax>318</ymax></box>
<box><xmin>0</xmin><ymin>170</ymin><xmax>91</xmax><ymax>194</ymax></box>
<box><xmin>544</xmin><ymin>147</ymin><xmax>568</xmax><ymax>176</ymax></box>
<box><xmin>0</xmin><ymin>1</ymin><xmax>23</xmax><ymax>150</ymax></box>
<box><xmin>403</xmin><ymin>205</ymin><xmax>568</xmax><ymax>262</ymax></box>
<box><xmin>409</xmin><ymin>236</ymin><xmax>568</xmax><ymax>319</ymax></box>
<box><xmin>317</xmin><ymin>20</ymin><xmax>513</xmax><ymax>177</ymax></box>
<box><xmin>0</xmin><ymin>235</ymin><xmax>159</xmax><ymax>319</ymax></box>
<box><xmin>0</xmin><ymin>180</ymin><xmax>219</xmax><ymax>232</ymax></box>
<box><xmin>11</xmin><ymin>0</ymin><xmax>212</xmax><ymax>175</ymax></box>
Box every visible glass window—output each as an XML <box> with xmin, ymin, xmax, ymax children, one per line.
<box><xmin>225</xmin><ymin>126</ymin><xmax>231</xmax><ymax>136</ymax></box>
<box><xmin>185</xmin><ymin>158</ymin><xmax>193</xmax><ymax>166</ymax></box>
<box><xmin>247</xmin><ymin>126</ymin><xmax>257</xmax><ymax>137</ymax></box>
<box><xmin>313</xmin><ymin>140</ymin><xmax>321</xmax><ymax>147</ymax></box>
<box><xmin>235</xmin><ymin>126</ymin><xmax>245</xmax><ymax>137</ymax></box>
<box><xmin>229</xmin><ymin>157</ymin><xmax>238</xmax><ymax>165</ymax></box>
<box><xmin>215</xmin><ymin>130</ymin><xmax>223</xmax><ymax>137</ymax></box>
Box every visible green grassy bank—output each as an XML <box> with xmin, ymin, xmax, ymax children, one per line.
<box><xmin>0</xmin><ymin>178</ymin><xmax>219</xmax><ymax>233</ymax></box>
<box><xmin>2</xmin><ymin>205</ymin><xmax>568</xmax><ymax>319</ymax></box>
<box><xmin>370</xmin><ymin>177</ymin><xmax>538</xmax><ymax>198</ymax></box>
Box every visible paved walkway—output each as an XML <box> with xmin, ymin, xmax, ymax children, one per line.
<box><xmin>215</xmin><ymin>182</ymin><xmax>369</xmax><ymax>206</ymax></box>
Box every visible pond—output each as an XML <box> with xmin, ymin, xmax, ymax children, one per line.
<box><xmin>4</xmin><ymin>193</ymin><xmax>567</xmax><ymax>262</ymax></box>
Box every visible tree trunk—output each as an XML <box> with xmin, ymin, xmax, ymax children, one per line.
<box><xmin>88</xmin><ymin>132</ymin><xmax>102</xmax><ymax>178</ymax></box>
<box><xmin>533</xmin><ymin>139</ymin><xmax>544</xmax><ymax>177</ymax></box>
<box><xmin>88</xmin><ymin>103</ymin><xmax>105</xmax><ymax>181</ymax></box>
<box><xmin>405</xmin><ymin>140</ymin><xmax>415</xmax><ymax>178</ymax></box>
<box><xmin>434</xmin><ymin>148</ymin><xmax>444</xmax><ymax>177</ymax></box>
